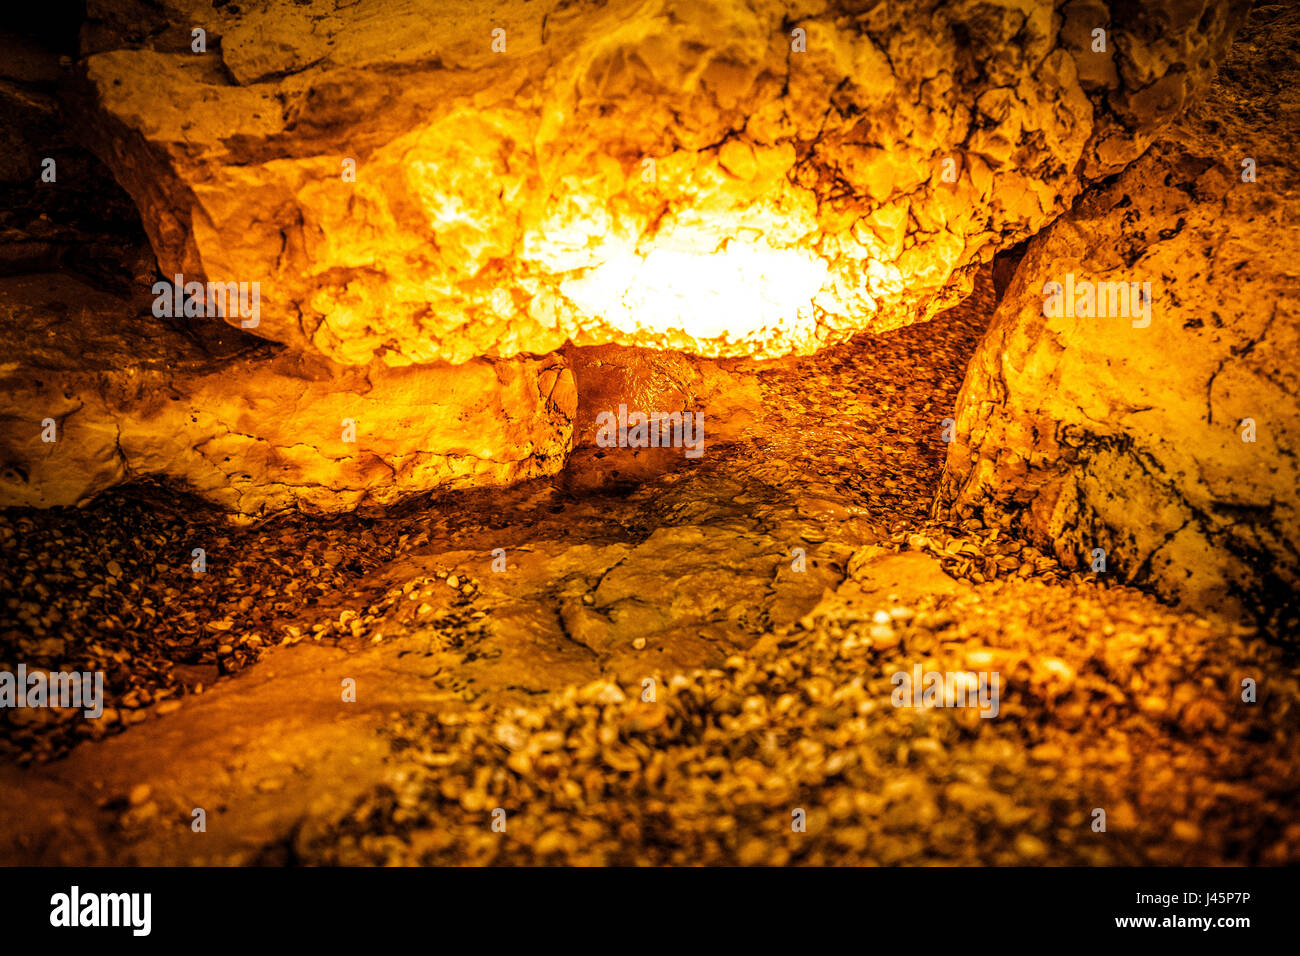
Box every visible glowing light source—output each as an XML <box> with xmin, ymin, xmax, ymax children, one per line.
<box><xmin>560</xmin><ymin>242</ymin><xmax>829</xmax><ymax>342</ymax></box>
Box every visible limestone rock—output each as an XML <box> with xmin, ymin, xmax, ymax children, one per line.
<box><xmin>71</xmin><ymin>0</ymin><xmax>1243</xmax><ymax>366</ymax></box>
<box><xmin>565</xmin><ymin>345</ymin><xmax>760</xmax><ymax>447</ymax></box>
<box><xmin>937</xmin><ymin>4</ymin><xmax>1300</xmax><ymax>616</ymax></box>
<box><xmin>557</xmin><ymin>343</ymin><xmax>761</xmax><ymax>491</ymax></box>
<box><xmin>0</xmin><ymin>275</ymin><xmax>576</xmax><ymax>518</ymax></box>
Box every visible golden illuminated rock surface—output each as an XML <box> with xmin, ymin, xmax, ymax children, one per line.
<box><xmin>938</xmin><ymin>3</ymin><xmax>1300</xmax><ymax>615</ymax></box>
<box><xmin>5</xmin><ymin>284</ymin><xmax>1297</xmax><ymax>864</ymax></box>
<box><xmin>75</xmin><ymin>0</ymin><xmax>1244</xmax><ymax>366</ymax></box>
<box><xmin>0</xmin><ymin>275</ymin><xmax>575</xmax><ymax>517</ymax></box>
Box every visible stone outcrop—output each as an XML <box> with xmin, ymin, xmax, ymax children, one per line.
<box><xmin>0</xmin><ymin>274</ymin><xmax>575</xmax><ymax>518</ymax></box>
<box><xmin>937</xmin><ymin>3</ymin><xmax>1300</xmax><ymax>617</ymax></box>
<box><xmin>71</xmin><ymin>0</ymin><xmax>1245</xmax><ymax>367</ymax></box>
<box><xmin>0</xmin><ymin>0</ymin><xmax>1256</xmax><ymax>519</ymax></box>
<box><xmin>0</xmin><ymin>26</ymin><xmax>575</xmax><ymax>519</ymax></box>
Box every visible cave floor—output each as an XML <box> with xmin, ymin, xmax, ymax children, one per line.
<box><xmin>1</xmin><ymin>277</ymin><xmax>1298</xmax><ymax>865</ymax></box>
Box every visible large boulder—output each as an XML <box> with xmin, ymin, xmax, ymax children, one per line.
<box><xmin>937</xmin><ymin>3</ymin><xmax>1300</xmax><ymax>617</ymax></box>
<box><xmin>71</xmin><ymin>0</ymin><xmax>1244</xmax><ymax>366</ymax></box>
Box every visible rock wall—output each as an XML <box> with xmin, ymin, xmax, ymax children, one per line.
<box><xmin>72</xmin><ymin>0</ymin><xmax>1245</xmax><ymax>366</ymax></box>
<box><xmin>0</xmin><ymin>275</ymin><xmax>575</xmax><ymax>518</ymax></box>
<box><xmin>0</xmin><ymin>0</ymin><xmax>1253</xmax><ymax>518</ymax></box>
<box><xmin>0</xmin><ymin>22</ymin><xmax>575</xmax><ymax>519</ymax></box>
<box><xmin>937</xmin><ymin>3</ymin><xmax>1300</xmax><ymax>617</ymax></box>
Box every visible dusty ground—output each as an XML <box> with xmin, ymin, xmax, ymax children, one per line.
<box><xmin>1</xmin><ymin>273</ymin><xmax>1298</xmax><ymax>865</ymax></box>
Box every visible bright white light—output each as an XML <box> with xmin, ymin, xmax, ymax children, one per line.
<box><xmin>560</xmin><ymin>242</ymin><xmax>828</xmax><ymax>341</ymax></box>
